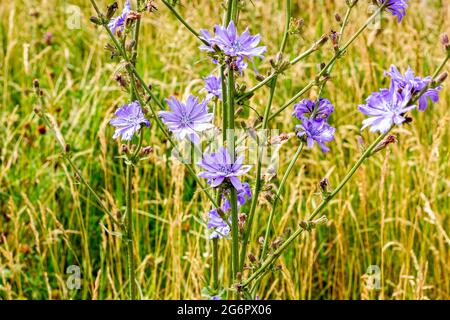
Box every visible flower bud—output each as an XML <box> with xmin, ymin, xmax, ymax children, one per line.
<box><xmin>335</xmin><ymin>13</ymin><xmax>342</xmax><ymax>23</ymax></box>
<box><xmin>440</xmin><ymin>32</ymin><xmax>450</xmax><ymax>51</ymax></box>
<box><xmin>435</xmin><ymin>72</ymin><xmax>448</xmax><ymax>84</ymax></box>
<box><xmin>258</xmin><ymin>236</ymin><xmax>264</xmax><ymax>245</ymax></box>
<box><xmin>141</xmin><ymin>146</ymin><xmax>153</xmax><ymax>155</ymax></box>
<box><xmin>371</xmin><ymin>134</ymin><xmax>397</xmax><ymax>154</ymax></box>
<box><xmin>289</xmin><ymin>17</ymin><xmax>304</xmax><ymax>35</ymax></box>
<box><xmin>121</xmin><ymin>144</ymin><xmax>129</xmax><ymax>153</ymax></box>
<box><xmin>248</xmin><ymin>253</ymin><xmax>257</xmax><ymax>263</ymax></box>
<box><xmin>256</xmin><ymin>74</ymin><xmax>265</xmax><ymax>82</ymax></box>
<box><xmin>33</xmin><ymin>79</ymin><xmax>40</xmax><ymax>89</ymax></box>
<box><xmin>106</xmin><ymin>2</ymin><xmax>118</xmax><ymax>19</ymax></box>
<box><xmin>319</xmin><ymin>178</ymin><xmax>328</xmax><ymax>193</ymax></box>
<box><xmin>90</xmin><ymin>16</ymin><xmax>102</xmax><ymax>25</ymax></box>
<box><xmin>330</xmin><ymin>30</ymin><xmax>340</xmax><ymax>52</ymax></box>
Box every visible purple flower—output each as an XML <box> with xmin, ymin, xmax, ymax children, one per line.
<box><xmin>295</xmin><ymin>117</ymin><xmax>336</xmax><ymax>153</ymax></box>
<box><xmin>211</xmin><ymin>296</ymin><xmax>221</xmax><ymax>300</ymax></box>
<box><xmin>385</xmin><ymin>65</ymin><xmax>441</xmax><ymax>111</ymax></box>
<box><xmin>206</xmin><ymin>182</ymin><xmax>251</xmax><ymax>239</ymax></box>
<box><xmin>221</xmin><ymin>182</ymin><xmax>252</xmax><ymax>212</ymax></box>
<box><xmin>358</xmin><ymin>84</ymin><xmax>415</xmax><ymax>133</ymax></box>
<box><xmin>197</xmin><ymin>147</ymin><xmax>252</xmax><ymax>190</ymax></box>
<box><xmin>381</xmin><ymin>0</ymin><xmax>408</xmax><ymax>23</ymax></box>
<box><xmin>159</xmin><ymin>95</ymin><xmax>214</xmax><ymax>144</ymax></box>
<box><xmin>207</xmin><ymin>208</ymin><xmax>230</xmax><ymax>239</ymax></box>
<box><xmin>109</xmin><ymin>101</ymin><xmax>150</xmax><ymax>141</ymax></box>
<box><xmin>204</xmin><ymin>75</ymin><xmax>222</xmax><ymax>100</ymax></box>
<box><xmin>108</xmin><ymin>0</ymin><xmax>132</xmax><ymax>34</ymax></box>
<box><xmin>199</xmin><ymin>21</ymin><xmax>266</xmax><ymax>71</ymax></box>
<box><xmin>293</xmin><ymin>98</ymin><xmax>334</xmax><ymax>121</ymax></box>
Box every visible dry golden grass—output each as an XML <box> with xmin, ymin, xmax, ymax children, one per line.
<box><xmin>0</xmin><ymin>0</ymin><xmax>449</xmax><ymax>299</ymax></box>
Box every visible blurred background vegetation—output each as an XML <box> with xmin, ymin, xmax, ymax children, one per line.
<box><xmin>0</xmin><ymin>0</ymin><xmax>449</xmax><ymax>299</ymax></box>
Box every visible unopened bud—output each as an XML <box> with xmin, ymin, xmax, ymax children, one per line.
<box><xmin>271</xmin><ymin>237</ymin><xmax>284</xmax><ymax>249</ymax></box>
<box><xmin>106</xmin><ymin>2</ymin><xmax>118</xmax><ymax>19</ymax></box>
<box><xmin>126</xmin><ymin>40</ymin><xmax>136</xmax><ymax>51</ymax></box>
<box><xmin>65</xmin><ymin>144</ymin><xmax>70</xmax><ymax>153</ymax></box>
<box><xmin>141</xmin><ymin>146</ymin><xmax>153</xmax><ymax>155</ymax></box>
<box><xmin>313</xmin><ymin>34</ymin><xmax>329</xmax><ymax>51</ymax></box>
<box><xmin>289</xmin><ymin>17</ymin><xmax>304</xmax><ymax>35</ymax></box>
<box><xmin>236</xmin><ymin>272</ymin><xmax>242</xmax><ymax>281</ymax></box>
<box><xmin>256</xmin><ymin>74</ymin><xmax>266</xmax><ymax>82</ymax></box>
<box><xmin>440</xmin><ymin>32</ymin><xmax>450</xmax><ymax>51</ymax></box>
<box><xmin>435</xmin><ymin>72</ymin><xmax>448</xmax><ymax>84</ymax></box>
<box><xmin>330</xmin><ymin>30</ymin><xmax>339</xmax><ymax>51</ymax></box>
<box><xmin>248</xmin><ymin>253</ymin><xmax>256</xmax><ymax>263</ymax></box>
<box><xmin>335</xmin><ymin>13</ymin><xmax>342</xmax><ymax>23</ymax></box>
<box><xmin>258</xmin><ymin>236</ymin><xmax>264</xmax><ymax>245</ymax></box>
<box><xmin>371</xmin><ymin>134</ymin><xmax>397</xmax><ymax>154</ymax></box>
<box><xmin>121</xmin><ymin>144</ymin><xmax>128</xmax><ymax>153</ymax></box>
<box><xmin>33</xmin><ymin>79</ymin><xmax>40</xmax><ymax>89</ymax></box>
<box><xmin>90</xmin><ymin>16</ymin><xmax>102</xmax><ymax>25</ymax></box>
<box><xmin>319</xmin><ymin>178</ymin><xmax>328</xmax><ymax>193</ymax></box>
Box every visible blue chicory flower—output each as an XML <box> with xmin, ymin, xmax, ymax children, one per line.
<box><xmin>199</xmin><ymin>21</ymin><xmax>266</xmax><ymax>72</ymax></box>
<box><xmin>293</xmin><ymin>98</ymin><xmax>334</xmax><ymax>121</ymax></box>
<box><xmin>207</xmin><ymin>208</ymin><xmax>230</xmax><ymax>239</ymax></box>
<box><xmin>197</xmin><ymin>147</ymin><xmax>252</xmax><ymax>190</ymax></box>
<box><xmin>385</xmin><ymin>65</ymin><xmax>441</xmax><ymax>111</ymax></box>
<box><xmin>109</xmin><ymin>101</ymin><xmax>150</xmax><ymax>141</ymax></box>
<box><xmin>159</xmin><ymin>95</ymin><xmax>214</xmax><ymax>144</ymax></box>
<box><xmin>207</xmin><ymin>182</ymin><xmax>251</xmax><ymax>239</ymax></box>
<box><xmin>382</xmin><ymin>0</ymin><xmax>408</xmax><ymax>23</ymax></box>
<box><xmin>221</xmin><ymin>182</ymin><xmax>252</xmax><ymax>212</ymax></box>
<box><xmin>295</xmin><ymin>117</ymin><xmax>336</xmax><ymax>153</ymax></box>
<box><xmin>108</xmin><ymin>0</ymin><xmax>132</xmax><ymax>35</ymax></box>
<box><xmin>358</xmin><ymin>83</ymin><xmax>416</xmax><ymax>133</ymax></box>
<box><xmin>204</xmin><ymin>75</ymin><xmax>222</xmax><ymax>100</ymax></box>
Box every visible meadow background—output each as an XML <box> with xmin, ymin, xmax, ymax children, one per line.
<box><xmin>1</xmin><ymin>0</ymin><xmax>449</xmax><ymax>300</ymax></box>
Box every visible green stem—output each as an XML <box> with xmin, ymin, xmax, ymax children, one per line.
<box><xmin>242</xmin><ymin>132</ymin><xmax>388</xmax><ymax>288</ymax></box>
<box><xmin>239</xmin><ymin>0</ymin><xmax>292</xmax><ymax>271</ymax></box>
<box><xmin>230</xmin><ymin>189</ymin><xmax>239</xmax><ymax>279</ymax></box>
<box><xmin>125</xmin><ymin>160</ymin><xmax>137</xmax><ymax>299</ymax></box>
<box><xmin>124</xmin><ymin>0</ymin><xmax>142</xmax><ymax>299</ymax></box>
<box><xmin>260</xmin><ymin>143</ymin><xmax>303</xmax><ymax>259</ymax></box>
<box><xmin>212</xmin><ymin>238</ymin><xmax>219</xmax><ymax>290</ymax></box>
<box><xmin>226</xmin><ymin>68</ymin><xmax>239</xmax><ymax>283</ymax></box>
<box><xmin>221</xmin><ymin>65</ymin><xmax>228</xmax><ymax>145</ymax></box>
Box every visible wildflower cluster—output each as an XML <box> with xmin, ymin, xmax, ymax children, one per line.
<box><xmin>199</xmin><ymin>21</ymin><xmax>266</xmax><ymax>72</ymax></box>
<box><xmin>293</xmin><ymin>98</ymin><xmax>336</xmax><ymax>153</ymax></box>
<box><xmin>359</xmin><ymin>65</ymin><xmax>442</xmax><ymax>133</ymax></box>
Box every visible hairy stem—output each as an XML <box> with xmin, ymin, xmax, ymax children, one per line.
<box><xmin>239</xmin><ymin>0</ymin><xmax>292</xmax><ymax>271</ymax></box>
<box><xmin>260</xmin><ymin>143</ymin><xmax>303</xmax><ymax>260</ymax></box>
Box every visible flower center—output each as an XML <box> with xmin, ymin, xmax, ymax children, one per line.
<box><xmin>180</xmin><ymin>114</ymin><xmax>192</xmax><ymax>126</ymax></box>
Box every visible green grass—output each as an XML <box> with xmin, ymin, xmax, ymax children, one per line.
<box><xmin>0</xmin><ymin>0</ymin><xmax>449</xmax><ymax>299</ymax></box>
